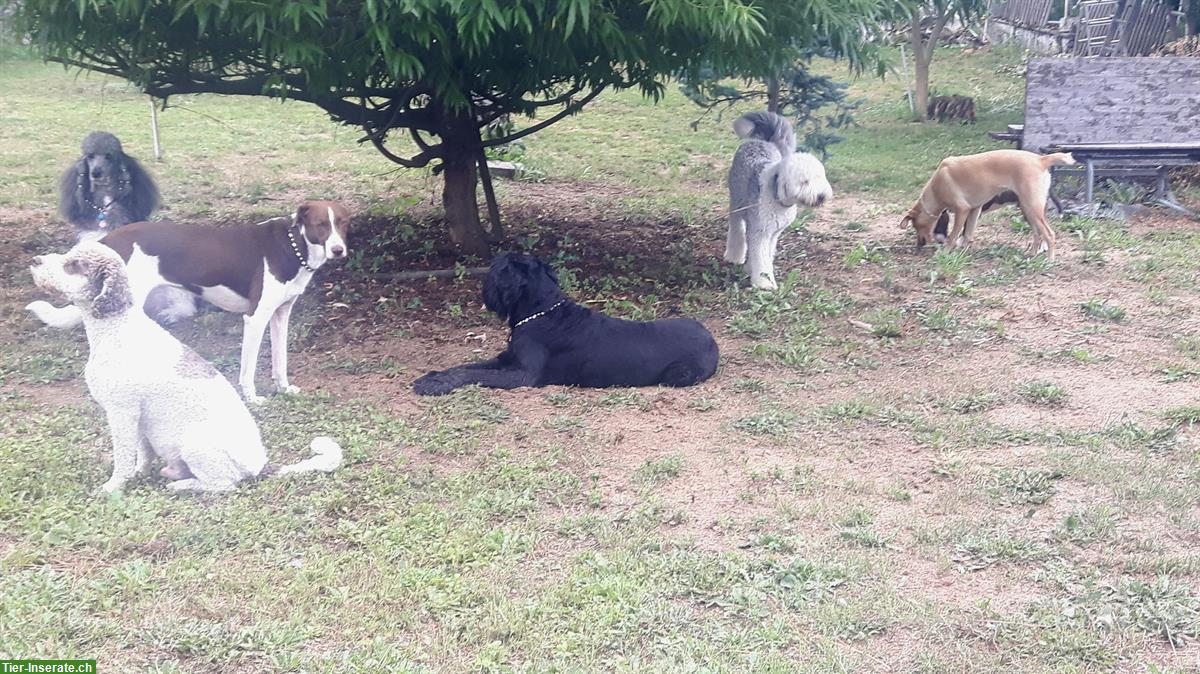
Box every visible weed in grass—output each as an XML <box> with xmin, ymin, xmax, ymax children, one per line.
<box><xmin>1059</xmin><ymin>346</ymin><xmax>1100</xmax><ymax>364</ymax></box>
<box><xmin>844</xmin><ymin>241</ymin><xmax>887</xmax><ymax>267</ymax></box>
<box><xmin>860</xmin><ymin>307</ymin><xmax>903</xmax><ymax>339</ymax></box>
<box><xmin>731</xmin><ymin>378</ymin><xmax>768</xmax><ymax>393</ymax></box>
<box><xmin>634</xmin><ymin>455</ymin><xmax>683</xmax><ymax>489</ymax></box>
<box><xmin>1174</xmin><ymin>334</ymin><xmax>1200</xmax><ymax>358</ymax></box>
<box><xmin>724</xmin><ymin>273</ymin><xmax>847</xmax><ymax>338</ymax></box>
<box><xmin>544</xmin><ymin>415</ymin><xmax>585</xmax><ymax>433</ymax></box>
<box><xmin>950</xmin><ymin>279</ymin><xmax>974</xmax><ymax>296</ymax></box>
<box><xmin>598</xmin><ymin>390</ymin><xmax>648</xmax><ymax>409</ymax></box>
<box><xmin>942</xmin><ymin>390</ymin><xmax>1000</xmax><ymax>414</ymax></box>
<box><xmin>952</xmin><ymin>529</ymin><xmax>1052</xmax><ymax>570</ymax></box>
<box><xmin>1103</xmin><ymin>421</ymin><xmax>1178</xmax><ymax>453</ymax></box>
<box><xmin>323</xmin><ymin>355</ymin><xmax>407</xmax><ymax>377</ymax></box>
<box><xmin>544</xmin><ymin>392</ymin><xmax>572</xmax><ymax>407</ymax></box>
<box><xmin>742</xmin><ymin>340</ymin><xmax>821</xmax><ymax>371</ymax></box>
<box><xmin>686</xmin><ymin>398</ymin><xmax>719</xmax><ymax>412</ymax></box>
<box><xmin>837</xmin><ymin>509</ymin><xmax>890</xmax><ymax>548</ymax></box>
<box><xmin>920</xmin><ymin>305</ymin><xmax>958</xmax><ymax>331</ymax></box>
<box><xmin>429</xmin><ymin>387</ymin><xmax>510</xmax><ymax>424</ymax></box>
<box><xmin>1028</xmin><ymin>576</ymin><xmax>1200</xmax><ymax>648</ymax></box>
<box><xmin>929</xmin><ymin>248</ymin><xmax>971</xmax><ymax>284</ymax></box>
<box><xmin>1018</xmin><ymin>380</ymin><xmax>1068</xmax><ymax>407</ymax></box>
<box><xmin>733</xmin><ymin>410</ymin><xmax>798</xmax><ymax>438</ymax></box>
<box><xmin>1079</xmin><ymin>298</ymin><xmax>1126</xmax><ymax>322</ymax></box>
<box><xmin>984</xmin><ymin>605</ymin><xmax>1117</xmax><ymax>668</ymax></box>
<box><xmin>841</xmin><ymin>220</ymin><xmax>867</xmax><ymax>232</ymax></box>
<box><xmin>1055</xmin><ymin>506</ymin><xmax>1119</xmax><ymax>546</ymax></box>
<box><xmin>989</xmin><ymin>468</ymin><xmax>1063</xmax><ymax>505</ymax></box>
<box><xmin>1160</xmin><ymin>363</ymin><xmax>1200</xmax><ymax>383</ymax></box>
<box><xmin>929</xmin><ymin>448</ymin><xmax>963</xmax><ymax>477</ymax></box>
<box><xmin>874</xmin><ymin>405</ymin><xmax>930</xmax><ymax>431</ymax></box>
<box><xmin>819</xmin><ymin>399</ymin><xmax>873</xmax><ymax>421</ymax></box>
<box><xmin>1162</xmin><ymin>405</ymin><xmax>1200</xmax><ymax>427</ymax></box>
<box><xmin>976</xmin><ymin>244</ymin><xmax>1053</xmax><ymax>284</ymax></box>
<box><xmin>0</xmin><ymin>346</ymin><xmax>85</xmax><ymax>385</ymax></box>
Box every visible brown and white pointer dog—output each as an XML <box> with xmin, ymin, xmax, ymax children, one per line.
<box><xmin>27</xmin><ymin>201</ymin><xmax>350</xmax><ymax>403</ymax></box>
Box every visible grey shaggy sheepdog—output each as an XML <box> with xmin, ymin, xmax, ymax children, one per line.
<box><xmin>725</xmin><ymin>111</ymin><xmax>833</xmax><ymax>290</ymax></box>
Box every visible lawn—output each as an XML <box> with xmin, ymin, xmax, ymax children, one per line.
<box><xmin>3</xmin><ymin>44</ymin><xmax>1200</xmax><ymax>673</ymax></box>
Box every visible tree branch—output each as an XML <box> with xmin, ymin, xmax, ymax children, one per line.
<box><xmin>481</xmin><ymin>86</ymin><xmax>606</xmax><ymax>148</ymax></box>
<box><xmin>368</xmin><ymin>134</ymin><xmax>436</xmax><ymax>168</ymax></box>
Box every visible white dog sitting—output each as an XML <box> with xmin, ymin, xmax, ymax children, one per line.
<box><xmin>28</xmin><ymin>242</ymin><xmax>342</xmax><ymax>494</ymax></box>
<box><xmin>726</xmin><ymin>111</ymin><xmax>833</xmax><ymax>290</ymax></box>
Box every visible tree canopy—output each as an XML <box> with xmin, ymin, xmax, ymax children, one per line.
<box><xmin>19</xmin><ymin>0</ymin><xmax>881</xmax><ymax>255</ymax></box>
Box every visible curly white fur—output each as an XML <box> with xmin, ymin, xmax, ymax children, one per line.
<box><xmin>28</xmin><ymin>242</ymin><xmax>342</xmax><ymax>494</ymax></box>
<box><xmin>726</xmin><ymin>111</ymin><xmax>833</xmax><ymax>290</ymax></box>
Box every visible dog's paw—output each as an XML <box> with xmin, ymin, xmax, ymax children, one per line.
<box><xmin>413</xmin><ymin>372</ymin><xmax>457</xmax><ymax>396</ymax></box>
<box><xmin>242</xmin><ymin>390</ymin><xmax>265</xmax><ymax>405</ymax></box>
<box><xmin>97</xmin><ymin>478</ymin><xmax>126</xmax><ymax>496</ymax></box>
<box><xmin>277</xmin><ymin>384</ymin><xmax>302</xmax><ymax>396</ymax></box>
<box><xmin>750</xmin><ymin>276</ymin><xmax>779</xmax><ymax>291</ymax></box>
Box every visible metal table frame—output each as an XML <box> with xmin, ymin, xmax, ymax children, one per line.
<box><xmin>1042</xmin><ymin>143</ymin><xmax>1200</xmax><ymax>217</ymax></box>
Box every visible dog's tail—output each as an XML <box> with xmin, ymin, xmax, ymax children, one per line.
<box><xmin>272</xmin><ymin>436</ymin><xmax>343</xmax><ymax>476</ymax></box>
<box><xmin>1040</xmin><ymin>152</ymin><xmax>1076</xmax><ymax>168</ymax></box>
<box><xmin>733</xmin><ymin>111</ymin><xmax>797</xmax><ymax>157</ymax></box>
<box><xmin>26</xmin><ymin>301</ymin><xmax>84</xmax><ymax>330</ymax></box>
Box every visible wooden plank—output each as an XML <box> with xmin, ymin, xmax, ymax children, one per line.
<box><xmin>1023</xmin><ymin>57</ymin><xmax>1200</xmax><ymax>152</ymax></box>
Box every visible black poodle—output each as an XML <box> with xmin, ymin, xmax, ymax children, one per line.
<box><xmin>413</xmin><ymin>252</ymin><xmax>720</xmax><ymax>395</ymax></box>
<box><xmin>59</xmin><ymin>131</ymin><xmax>160</xmax><ymax>240</ymax></box>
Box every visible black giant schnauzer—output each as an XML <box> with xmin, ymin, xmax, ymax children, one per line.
<box><xmin>413</xmin><ymin>253</ymin><xmax>720</xmax><ymax>395</ymax></box>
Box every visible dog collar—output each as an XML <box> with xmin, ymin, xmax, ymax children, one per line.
<box><xmin>513</xmin><ymin>300</ymin><xmax>564</xmax><ymax>328</ymax></box>
<box><xmin>83</xmin><ymin>198</ymin><xmax>116</xmax><ymax>227</ymax></box>
<box><xmin>287</xmin><ymin>226</ymin><xmax>317</xmax><ymax>273</ymax></box>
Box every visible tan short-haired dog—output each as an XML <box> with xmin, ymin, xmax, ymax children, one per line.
<box><xmin>900</xmin><ymin>149</ymin><xmax>1075</xmax><ymax>258</ymax></box>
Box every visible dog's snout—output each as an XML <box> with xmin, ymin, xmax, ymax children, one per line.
<box><xmin>90</xmin><ymin>167</ymin><xmax>104</xmax><ymax>178</ymax></box>
<box><xmin>31</xmin><ymin>256</ymin><xmax>44</xmax><ymax>267</ymax></box>
<box><xmin>815</xmin><ymin>193</ymin><xmax>827</xmax><ymax>206</ymax></box>
<box><xmin>330</xmin><ymin>245</ymin><xmax>345</xmax><ymax>258</ymax></box>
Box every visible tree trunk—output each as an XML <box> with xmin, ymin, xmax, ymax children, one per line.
<box><xmin>914</xmin><ymin>52</ymin><xmax>931</xmax><ymax>120</ymax></box>
<box><xmin>910</xmin><ymin>6</ymin><xmax>950</xmax><ymax>122</ymax></box>
<box><xmin>439</xmin><ymin>113</ymin><xmax>492</xmax><ymax>258</ymax></box>
<box><xmin>766</xmin><ymin>74</ymin><xmax>781</xmax><ymax>114</ymax></box>
<box><xmin>441</xmin><ymin>154</ymin><xmax>492</xmax><ymax>258</ymax></box>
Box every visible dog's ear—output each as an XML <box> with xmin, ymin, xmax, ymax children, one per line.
<box><xmin>295</xmin><ymin>203</ymin><xmax>312</xmax><ymax>225</ymax></box>
<box><xmin>58</xmin><ymin>160</ymin><xmax>90</xmax><ymax>225</ymax></box>
<box><xmin>533</xmin><ymin>256</ymin><xmax>559</xmax><ymax>286</ymax></box>
<box><xmin>898</xmin><ymin>214</ymin><xmax>913</xmax><ymax>230</ymax></box>
<box><xmin>81</xmin><ymin>257</ymin><xmax>133</xmax><ymax>318</ymax></box>
<box><xmin>120</xmin><ymin>154</ymin><xmax>160</xmax><ymax>222</ymax></box>
<box><xmin>482</xmin><ymin>253</ymin><xmax>526</xmax><ymax>320</ymax></box>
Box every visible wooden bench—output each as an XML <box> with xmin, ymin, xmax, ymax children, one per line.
<box><xmin>994</xmin><ymin>57</ymin><xmax>1200</xmax><ymax>216</ymax></box>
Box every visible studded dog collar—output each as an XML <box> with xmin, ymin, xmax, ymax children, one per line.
<box><xmin>513</xmin><ymin>300</ymin><xmax>565</xmax><ymax>328</ymax></box>
<box><xmin>287</xmin><ymin>225</ymin><xmax>317</xmax><ymax>273</ymax></box>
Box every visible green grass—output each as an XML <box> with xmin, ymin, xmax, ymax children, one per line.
<box><xmin>1079</xmin><ymin>298</ymin><xmax>1127</xmax><ymax>322</ymax></box>
<box><xmin>1018</xmin><ymin>380</ymin><xmax>1069</xmax><ymax>407</ymax></box>
<box><xmin>4</xmin><ymin>43</ymin><xmax>1200</xmax><ymax>672</ymax></box>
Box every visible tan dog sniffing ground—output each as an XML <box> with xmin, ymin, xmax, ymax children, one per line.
<box><xmin>900</xmin><ymin>149</ymin><xmax>1075</xmax><ymax>259</ymax></box>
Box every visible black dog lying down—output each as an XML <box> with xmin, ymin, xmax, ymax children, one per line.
<box><xmin>412</xmin><ymin>253</ymin><xmax>720</xmax><ymax>396</ymax></box>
